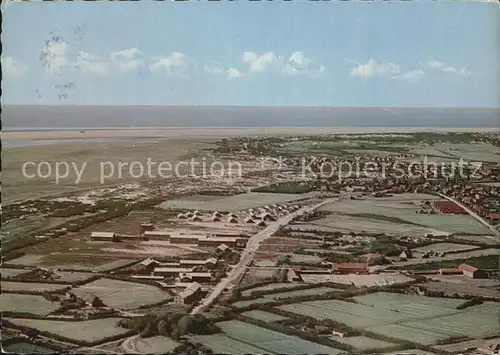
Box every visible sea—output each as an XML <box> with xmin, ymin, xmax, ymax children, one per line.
<box><xmin>2</xmin><ymin>106</ymin><xmax>498</xmax><ymax>147</ymax></box>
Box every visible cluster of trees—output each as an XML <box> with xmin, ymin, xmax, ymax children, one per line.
<box><xmin>117</xmin><ymin>312</ymin><xmax>220</xmax><ymax>340</ymax></box>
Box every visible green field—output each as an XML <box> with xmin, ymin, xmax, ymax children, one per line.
<box><xmin>1</xmin><ymin>294</ymin><xmax>60</xmax><ymax>316</ymax></box>
<box><xmin>7</xmin><ymin>317</ymin><xmax>131</xmax><ymax>344</ymax></box>
<box><xmin>334</xmin><ymin>336</ymin><xmax>396</xmax><ymax>351</ymax></box>
<box><xmin>242</xmin><ymin>283</ymin><xmax>300</xmax><ymax>297</ymax></box>
<box><xmin>160</xmin><ymin>192</ymin><xmax>315</xmax><ymax>212</ymax></box>
<box><xmin>232</xmin><ymin>287</ymin><xmax>340</xmax><ymax>308</ymax></box>
<box><xmin>278</xmin><ymin>292</ymin><xmax>500</xmax><ymax>345</ymax></box>
<box><xmin>3</xmin><ymin>140</ymin><xmax>205</xmax><ymax>203</ymax></box>
<box><xmin>241</xmin><ymin>310</ymin><xmax>289</xmax><ymax>323</ymax></box>
<box><xmin>193</xmin><ymin>320</ymin><xmax>343</xmax><ymax>354</ymax></box>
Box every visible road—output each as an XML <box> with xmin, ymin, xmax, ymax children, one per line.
<box><xmin>437</xmin><ymin>193</ymin><xmax>500</xmax><ymax>240</ymax></box>
<box><xmin>190</xmin><ymin>197</ymin><xmax>338</xmax><ymax>314</ymax></box>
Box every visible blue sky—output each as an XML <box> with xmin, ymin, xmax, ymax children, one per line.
<box><xmin>2</xmin><ymin>2</ymin><xmax>498</xmax><ymax>107</ymax></box>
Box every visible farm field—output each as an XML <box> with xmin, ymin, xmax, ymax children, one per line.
<box><xmin>52</xmin><ymin>271</ymin><xmax>97</xmax><ymax>283</ymax></box>
<box><xmin>6</xmin><ymin>317</ymin><xmax>130</xmax><ymax>344</ymax></box>
<box><xmin>278</xmin><ymin>292</ymin><xmax>500</xmax><ymax>345</ymax></box>
<box><xmin>1</xmin><ymin>281</ymin><xmax>70</xmax><ymax>292</ymax></box>
<box><xmin>1</xmin><ymin>268</ymin><xmax>29</xmax><ymax>278</ymax></box>
<box><xmin>420</xmin><ymin>280</ymin><xmax>500</xmax><ymax>299</ymax></box>
<box><xmin>241</xmin><ymin>310</ymin><xmax>289</xmax><ymax>323</ymax></box>
<box><xmin>70</xmin><ymin>278</ymin><xmax>171</xmax><ymax>310</ymax></box>
<box><xmin>432</xmin><ymin>337</ymin><xmax>500</xmax><ymax>354</ymax></box>
<box><xmin>300</xmin><ymin>273</ymin><xmax>413</xmax><ymax>286</ymax></box>
<box><xmin>190</xmin><ymin>333</ymin><xmax>271</xmax><ymax>354</ymax></box>
<box><xmin>160</xmin><ymin>192</ymin><xmax>315</xmax><ymax>211</ymax></box>
<box><xmin>232</xmin><ymin>287</ymin><xmax>340</xmax><ymax>308</ymax></box>
<box><xmin>1</xmin><ymin>293</ymin><xmax>60</xmax><ymax>316</ymax></box>
<box><xmin>454</xmin><ymin>235</ymin><xmax>500</xmax><ymax>245</ymax></box>
<box><xmin>2</xmin><ymin>342</ymin><xmax>55</xmax><ymax>354</ymax></box>
<box><xmin>4</xmin><ymin>254</ymin><xmax>138</xmax><ymax>272</ymax></box>
<box><xmin>318</xmin><ymin>199</ymin><xmax>490</xmax><ymax>235</ymax></box>
<box><xmin>201</xmin><ymin>320</ymin><xmax>343</xmax><ymax>354</ymax></box>
<box><xmin>334</xmin><ymin>336</ymin><xmax>396</xmax><ymax>351</ymax></box>
<box><xmin>412</xmin><ymin>242</ymin><xmax>478</xmax><ymax>254</ymax></box>
<box><xmin>310</xmin><ymin>215</ymin><xmax>446</xmax><ymax>236</ymax></box>
<box><xmin>288</xmin><ymin>254</ymin><xmax>323</xmax><ymax>264</ymax></box>
<box><xmin>242</xmin><ymin>283</ymin><xmax>301</xmax><ymax>297</ymax></box>
<box><xmin>432</xmin><ymin>142</ymin><xmax>500</xmax><ymax>163</ymax></box>
<box><xmin>132</xmin><ymin>335</ymin><xmax>180</xmax><ymax>354</ymax></box>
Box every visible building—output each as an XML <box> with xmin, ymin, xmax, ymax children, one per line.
<box><xmin>333</xmin><ymin>263</ymin><xmax>370</xmax><ymax>275</ymax></box>
<box><xmin>90</xmin><ymin>232</ymin><xmax>116</xmax><ymax>242</ymax></box>
<box><xmin>136</xmin><ymin>258</ymin><xmax>160</xmax><ymax>274</ymax></box>
<box><xmin>198</xmin><ymin>237</ymin><xmax>238</xmax><ymax>247</ymax></box>
<box><xmin>170</xmin><ymin>235</ymin><xmax>202</xmax><ymax>245</ymax></box>
<box><xmin>439</xmin><ymin>267</ymin><xmax>463</xmax><ymax>275</ymax></box>
<box><xmin>178</xmin><ymin>272</ymin><xmax>213</xmax><ymax>283</ymax></box>
<box><xmin>244</xmin><ymin>217</ymin><xmax>255</xmax><ymax>224</ymax></box>
<box><xmin>260</xmin><ymin>213</ymin><xmax>276</xmax><ymax>222</ymax></box>
<box><xmin>228</xmin><ymin>217</ymin><xmax>239</xmax><ymax>224</ymax></box>
<box><xmin>287</xmin><ymin>268</ymin><xmax>302</xmax><ymax>282</ymax></box>
<box><xmin>139</xmin><ymin>223</ymin><xmax>154</xmax><ymax>235</ymax></box>
<box><xmin>80</xmin><ymin>292</ymin><xmax>106</xmax><ymax>307</ymax></box>
<box><xmin>205</xmin><ymin>257</ymin><xmax>218</xmax><ymax>268</ymax></box>
<box><xmin>257</xmin><ymin>221</ymin><xmax>267</xmax><ymax>227</ymax></box>
<box><xmin>217</xmin><ymin>244</ymin><xmax>230</xmax><ymax>253</ymax></box>
<box><xmin>144</xmin><ymin>230</ymin><xmax>171</xmax><ymax>240</ymax></box>
<box><xmin>211</xmin><ymin>216</ymin><xmax>221</xmax><ymax>222</ymax></box>
<box><xmin>175</xmin><ymin>282</ymin><xmax>202</xmax><ymax>305</ymax></box>
<box><xmin>433</xmin><ymin>201</ymin><xmax>467</xmax><ymax>214</ymax></box>
<box><xmin>459</xmin><ymin>263</ymin><xmax>483</xmax><ymax>278</ymax></box>
<box><xmin>180</xmin><ymin>259</ymin><xmax>208</xmax><ymax>267</ymax></box>
<box><xmin>153</xmin><ymin>267</ymin><xmax>194</xmax><ymax>277</ymax></box>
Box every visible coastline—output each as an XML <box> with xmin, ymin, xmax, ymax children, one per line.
<box><xmin>3</xmin><ymin>127</ymin><xmax>498</xmax><ymax>143</ymax></box>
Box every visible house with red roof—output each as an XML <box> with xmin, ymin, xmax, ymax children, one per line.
<box><xmin>458</xmin><ymin>263</ymin><xmax>484</xmax><ymax>278</ymax></box>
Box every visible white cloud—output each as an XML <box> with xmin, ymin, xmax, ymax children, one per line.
<box><xmin>242</xmin><ymin>51</ymin><xmax>325</xmax><ymax>78</ymax></box>
<box><xmin>245</xmin><ymin>52</ymin><xmax>282</xmax><ymax>73</ymax></box>
<box><xmin>442</xmin><ymin>66</ymin><xmax>471</xmax><ymax>77</ymax></box>
<box><xmin>227</xmin><ymin>67</ymin><xmax>244</xmax><ymax>79</ymax></box>
<box><xmin>427</xmin><ymin>60</ymin><xmax>444</xmax><ymax>69</ymax></box>
<box><xmin>109</xmin><ymin>48</ymin><xmax>145</xmax><ymax>73</ymax></box>
<box><xmin>150</xmin><ymin>52</ymin><xmax>197</xmax><ymax>78</ymax></box>
<box><xmin>74</xmin><ymin>51</ymin><xmax>109</xmax><ymax>76</ymax></box>
<box><xmin>1</xmin><ymin>56</ymin><xmax>28</xmax><ymax>77</ymax></box>
<box><xmin>393</xmin><ymin>69</ymin><xmax>425</xmax><ymax>84</ymax></box>
<box><xmin>205</xmin><ymin>62</ymin><xmax>244</xmax><ymax>79</ymax></box>
<box><xmin>204</xmin><ymin>62</ymin><xmax>226</xmax><ymax>76</ymax></box>
<box><xmin>350</xmin><ymin>59</ymin><xmax>400</xmax><ymax>78</ymax></box>
<box><xmin>40</xmin><ymin>41</ymin><xmax>70</xmax><ymax>73</ymax></box>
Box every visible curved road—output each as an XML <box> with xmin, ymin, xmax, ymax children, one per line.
<box><xmin>191</xmin><ymin>196</ymin><xmax>338</xmax><ymax>314</ymax></box>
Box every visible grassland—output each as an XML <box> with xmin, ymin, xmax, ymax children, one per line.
<box><xmin>7</xmin><ymin>317</ymin><xmax>131</xmax><ymax>344</ymax></box>
<box><xmin>193</xmin><ymin>320</ymin><xmax>343</xmax><ymax>354</ymax></box>
<box><xmin>2</xmin><ymin>139</ymin><xmax>207</xmax><ymax>203</ymax></box>
<box><xmin>232</xmin><ymin>287</ymin><xmax>341</xmax><ymax>308</ymax></box>
<box><xmin>1</xmin><ymin>282</ymin><xmax>70</xmax><ymax>292</ymax></box>
<box><xmin>241</xmin><ymin>310</ymin><xmax>289</xmax><ymax>323</ymax></box>
<box><xmin>160</xmin><ymin>192</ymin><xmax>316</xmax><ymax>211</ymax></box>
<box><xmin>334</xmin><ymin>336</ymin><xmax>396</xmax><ymax>351</ymax></box>
<box><xmin>132</xmin><ymin>335</ymin><xmax>180</xmax><ymax>354</ymax></box>
<box><xmin>278</xmin><ymin>292</ymin><xmax>500</xmax><ymax>345</ymax></box>
<box><xmin>318</xmin><ymin>198</ymin><xmax>491</xmax><ymax>235</ymax></box>
<box><xmin>241</xmin><ymin>283</ymin><xmax>303</xmax><ymax>297</ymax></box>
<box><xmin>70</xmin><ymin>278</ymin><xmax>171</xmax><ymax>310</ymax></box>
<box><xmin>1</xmin><ymin>294</ymin><xmax>60</xmax><ymax>316</ymax></box>
<box><xmin>5</xmin><ymin>254</ymin><xmax>138</xmax><ymax>272</ymax></box>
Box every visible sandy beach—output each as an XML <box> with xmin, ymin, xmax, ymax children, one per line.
<box><xmin>3</xmin><ymin>127</ymin><xmax>498</xmax><ymax>142</ymax></box>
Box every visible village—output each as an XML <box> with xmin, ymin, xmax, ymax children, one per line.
<box><xmin>2</xmin><ymin>131</ymin><xmax>500</xmax><ymax>355</ymax></box>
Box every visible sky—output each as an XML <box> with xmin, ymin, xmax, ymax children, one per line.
<box><xmin>2</xmin><ymin>2</ymin><xmax>499</xmax><ymax>107</ymax></box>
